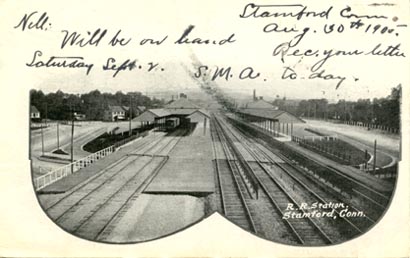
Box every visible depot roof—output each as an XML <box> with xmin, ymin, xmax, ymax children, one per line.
<box><xmin>238</xmin><ymin>109</ymin><xmax>305</xmax><ymax>123</ymax></box>
<box><xmin>244</xmin><ymin>99</ymin><xmax>279</xmax><ymax>110</ymax></box>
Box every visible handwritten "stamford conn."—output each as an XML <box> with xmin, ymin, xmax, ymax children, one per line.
<box><xmin>13</xmin><ymin>4</ymin><xmax>408</xmax><ymax>88</ymax></box>
<box><xmin>239</xmin><ymin>3</ymin><xmax>387</xmax><ymax>20</ymax></box>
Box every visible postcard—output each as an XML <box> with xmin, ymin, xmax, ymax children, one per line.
<box><xmin>0</xmin><ymin>0</ymin><xmax>409</xmax><ymax>257</ymax></box>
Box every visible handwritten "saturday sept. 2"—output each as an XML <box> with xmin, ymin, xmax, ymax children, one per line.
<box><xmin>13</xmin><ymin>3</ymin><xmax>407</xmax><ymax>89</ymax></box>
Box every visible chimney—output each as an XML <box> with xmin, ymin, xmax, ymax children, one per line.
<box><xmin>253</xmin><ymin>89</ymin><xmax>256</xmax><ymax>101</ymax></box>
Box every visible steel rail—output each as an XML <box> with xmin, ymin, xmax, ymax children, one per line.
<box><xmin>233</xmin><ymin>118</ymin><xmax>378</xmax><ymax>233</ymax></box>
<box><xmin>220</xmin><ymin>116</ymin><xmax>333</xmax><ymax>245</ymax></box>
<box><xmin>212</xmin><ymin>116</ymin><xmax>257</xmax><ymax>233</ymax></box>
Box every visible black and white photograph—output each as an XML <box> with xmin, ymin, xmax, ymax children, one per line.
<box><xmin>1</xmin><ymin>0</ymin><xmax>409</xmax><ymax>256</ymax></box>
<box><xmin>30</xmin><ymin>60</ymin><xmax>401</xmax><ymax>245</ymax></box>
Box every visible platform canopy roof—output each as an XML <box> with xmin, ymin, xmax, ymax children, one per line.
<box><xmin>134</xmin><ymin>97</ymin><xmax>210</xmax><ymax>123</ymax></box>
<box><xmin>243</xmin><ymin>99</ymin><xmax>279</xmax><ymax>110</ymax></box>
<box><xmin>166</xmin><ymin>108</ymin><xmax>198</xmax><ymax>115</ymax></box>
<box><xmin>133</xmin><ymin>108</ymin><xmax>171</xmax><ymax>122</ymax></box>
<box><xmin>238</xmin><ymin>109</ymin><xmax>305</xmax><ymax>123</ymax></box>
<box><xmin>133</xmin><ymin>107</ymin><xmax>205</xmax><ymax>122</ymax></box>
<box><xmin>188</xmin><ymin>109</ymin><xmax>211</xmax><ymax>118</ymax></box>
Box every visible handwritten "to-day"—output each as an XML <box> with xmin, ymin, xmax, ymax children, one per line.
<box><xmin>13</xmin><ymin>4</ymin><xmax>407</xmax><ymax>89</ymax></box>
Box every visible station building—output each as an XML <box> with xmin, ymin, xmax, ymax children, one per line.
<box><xmin>133</xmin><ymin>97</ymin><xmax>210</xmax><ymax>131</ymax></box>
<box><xmin>236</xmin><ymin>97</ymin><xmax>304</xmax><ymax>137</ymax></box>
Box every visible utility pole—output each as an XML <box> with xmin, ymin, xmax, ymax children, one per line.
<box><xmin>57</xmin><ymin>122</ymin><xmax>60</xmax><ymax>150</ymax></box>
<box><xmin>40</xmin><ymin>121</ymin><xmax>45</xmax><ymax>156</ymax></box>
<box><xmin>344</xmin><ymin>100</ymin><xmax>347</xmax><ymax>122</ymax></box>
<box><xmin>45</xmin><ymin>103</ymin><xmax>48</xmax><ymax>127</ymax></box>
<box><xmin>70</xmin><ymin>105</ymin><xmax>75</xmax><ymax>173</ymax></box>
<box><xmin>314</xmin><ymin>103</ymin><xmax>317</xmax><ymax>119</ymax></box>
<box><xmin>129</xmin><ymin>94</ymin><xmax>132</xmax><ymax>137</ymax></box>
<box><xmin>373</xmin><ymin>140</ymin><xmax>377</xmax><ymax>174</ymax></box>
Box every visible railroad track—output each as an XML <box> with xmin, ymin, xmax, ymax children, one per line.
<box><xmin>45</xmin><ymin>129</ymin><xmax>184</xmax><ymax>241</ymax></box>
<box><xmin>254</xmin><ymin>138</ymin><xmax>380</xmax><ymax>230</ymax></box>
<box><xmin>211</xmin><ymin>117</ymin><xmax>257</xmax><ymax>233</ymax></box>
<box><xmin>43</xmin><ymin>135</ymin><xmax>160</xmax><ymax>210</ymax></box>
<box><xmin>216</xmin><ymin>116</ymin><xmax>332</xmax><ymax>245</ymax></box>
<box><xmin>235</xmin><ymin>122</ymin><xmax>386</xmax><ymax>223</ymax></box>
<box><xmin>231</xmin><ymin>116</ymin><xmax>391</xmax><ymax>209</ymax></box>
<box><xmin>96</xmin><ymin>130</ymin><xmax>184</xmax><ymax>241</ymax></box>
<box><xmin>236</xmin><ymin>128</ymin><xmax>370</xmax><ymax>236</ymax></box>
<box><xmin>224</xmin><ymin>116</ymin><xmax>383</xmax><ymax>238</ymax></box>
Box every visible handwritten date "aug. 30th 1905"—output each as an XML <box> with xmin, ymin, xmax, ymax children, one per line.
<box><xmin>15</xmin><ymin>6</ymin><xmax>407</xmax><ymax>88</ymax></box>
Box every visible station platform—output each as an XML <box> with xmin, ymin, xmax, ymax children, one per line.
<box><xmin>145</xmin><ymin>124</ymin><xmax>215</xmax><ymax>194</ymax></box>
<box><xmin>37</xmin><ymin>133</ymin><xmax>157</xmax><ymax>194</ymax></box>
<box><xmin>286</xmin><ymin>141</ymin><xmax>394</xmax><ymax>193</ymax></box>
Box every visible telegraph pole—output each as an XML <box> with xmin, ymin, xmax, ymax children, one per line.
<box><xmin>373</xmin><ymin>140</ymin><xmax>377</xmax><ymax>174</ymax></box>
<box><xmin>57</xmin><ymin>122</ymin><xmax>60</xmax><ymax>150</ymax></box>
<box><xmin>45</xmin><ymin>103</ymin><xmax>48</xmax><ymax>127</ymax></box>
<box><xmin>40</xmin><ymin>122</ymin><xmax>45</xmax><ymax>156</ymax></box>
<box><xmin>344</xmin><ymin>100</ymin><xmax>347</xmax><ymax>122</ymax></box>
<box><xmin>70</xmin><ymin>105</ymin><xmax>74</xmax><ymax>173</ymax></box>
<box><xmin>129</xmin><ymin>94</ymin><xmax>132</xmax><ymax>137</ymax></box>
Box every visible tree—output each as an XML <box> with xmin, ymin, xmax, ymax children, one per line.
<box><xmin>30</xmin><ymin>89</ymin><xmax>161</xmax><ymax>121</ymax></box>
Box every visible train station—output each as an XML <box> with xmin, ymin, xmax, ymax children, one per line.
<box><xmin>133</xmin><ymin>97</ymin><xmax>210</xmax><ymax>131</ymax></box>
<box><xmin>235</xmin><ymin>98</ymin><xmax>305</xmax><ymax>138</ymax></box>
<box><xmin>31</xmin><ymin>88</ymin><xmax>398</xmax><ymax>245</ymax></box>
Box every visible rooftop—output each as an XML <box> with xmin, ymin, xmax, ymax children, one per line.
<box><xmin>238</xmin><ymin>109</ymin><xmax>305</xmax><ymax>123</ymax></box>
<box><xmin>107</xmin><ymin>105</ymin><xmax>126</xmax><ymax>112</ymax></box>
<box><xmin>244</xmin><ymin>99</ymin><xmax>279</xmax><ymax>110</ymax></box>
<box><xmin>188</xmin><ymin>109</ymin><xmax>211</xmax><ymax>118</ymax></box>
<box><xmin>149</xmin><ymin>109</ymin><xmax>172</xmax><ymax>117</ymax></box>
<box><xmin>31</xmin><ymin>105</ymin><xmax>40</xmax><ymax>113</ymax></box>
<box><xmin>165</xmin><ymin>98</ymin><xmax>200</xmax><ymax>109</ymax></box>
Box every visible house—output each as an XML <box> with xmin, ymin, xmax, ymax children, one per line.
<box><xmin>122</xmin><ymin>105</ymin><xmax>146</xmax><ymax>119</ymax></box>
<box><xmin>73</xmin><ymin>112</ymin><xmax>86</xmax><ymax>121</ymax></box>
<box><xmin>104</xmin><ymin>106</ymin><xmax>127</xmax><ymax>121</ymax></box>
<box><xmin>135</xmin><ymin>106</ymin><xmax>146</xmax><ymax>116</ymax></box>
<box><xmin>30</xmin><ymin>105</ymin><xmax>40</xmax><ymax>120</ymax></box>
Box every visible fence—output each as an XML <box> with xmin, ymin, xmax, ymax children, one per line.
<box><xmin>292</xmin><ymin>135</ymin><xmax>351</xmax><ymax>164</ymax></box>
<box><xmin>300</xmin><ymin>135</ymin><xmax>338</xmax><ymax>141</ymax></box>
<box><xmin>30</xmin><ymin>123</ymin><xmax>54</xmax><ymax>130</ymax></box>
<box><xmin>34</xmin><ymin>145</ymin><xmax>115</xmax><ymax>191</ymax></box>
<box><xmin>360</xmin><ymin>163</ymin><xmax>397</xmax><ymax>179</ymax></box>
<box><xmin>342</xmin><ymin>120</ymin><xmax>399</xmax><ymax>134</ymax></box>
<box><xmin>303</xmin><ymin>117</ymin><xmax>399</xmax><ymax>134</ymax></box>
<box><xmin>34</xmin><ymin>131</ymin><xmax>145</xmax><ymax>191</ymax></box>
